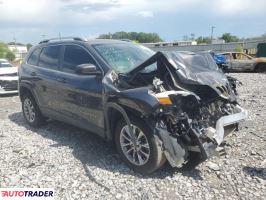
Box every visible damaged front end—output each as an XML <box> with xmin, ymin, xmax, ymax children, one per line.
<box><xmin>0</xmin><ymin>75</ymin><xmax>18</xmax><ymax>94</ymax></box>
<box><xmin>104</xmin><ymin>51</ymin><xmax>248</xmax><ymax>168</ymax></box>
<box><xmin>0</xmin><ymin>64</ymin><xmax>18</xmax><ymax>94</ymax></box>
<box><xmin>153</xmin><ymin>90</ymin><xmax>247</xmax><ymax>167</ymax></box>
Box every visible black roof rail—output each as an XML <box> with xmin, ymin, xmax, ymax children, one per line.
<box><xmin>39</xmin><ymin>37</ymin><xmax>87</xmax><ymax>44</ymax></box>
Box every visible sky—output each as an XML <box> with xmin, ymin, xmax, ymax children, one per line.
<box><xmin>0</xmin><ymin>0</ymin><xmax>265</xmax><ymax>44</ymax></box>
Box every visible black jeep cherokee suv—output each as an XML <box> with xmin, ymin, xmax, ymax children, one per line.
<box><xmin>19</xmin><ymin>37</ymin><xmax>247</xmax><ymax>174</ymax></box>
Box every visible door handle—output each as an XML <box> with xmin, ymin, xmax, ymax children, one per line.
<box><xmin>30</xmin><ymin>71</ymin><xmax>36</xmax><ymax>76</ymax></box>
<box><xmin>56</xmin><ymin>77</ymin><xmax>67</xmax><ymax>83</ymax></box>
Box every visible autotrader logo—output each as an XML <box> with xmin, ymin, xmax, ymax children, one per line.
<box><xmin>0</xmin><ymin>188</ymin><xmax>54</xmax><ymax>199</ymax></box>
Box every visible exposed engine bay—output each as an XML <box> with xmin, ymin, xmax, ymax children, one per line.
<box><xmin>103</xmin><ymin>51</ymin><xmax>248</xmax><ymax>167</ymax></box>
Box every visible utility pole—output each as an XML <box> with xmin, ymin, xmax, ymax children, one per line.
<box><xmin>13</xmin><ymin>34</ymin><xmax>18</xmax><ymax>59</ymax></box>
<box><xmin>210</xmin><ymin>26</ymin><xmax>215</xmax><ymax>44</ymax></box>
<box><xmin>59</xmin><ymin>32</ymin><xmax>62</xmax><ymax>40</ymax></box>
<box><xmin>13</xmin><ymin>35</ymin><xmax>16</xmax><ymax>47</ymax></box>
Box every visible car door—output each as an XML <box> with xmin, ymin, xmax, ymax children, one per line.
<box><xmin>27</xmin><ymin>45</ymin><xmax>63</xmax><ymax>116</ymax></box>
<box><xmin>56</xmin><ymin>44</ymin><xmax>105</xmax><ymax>137</ymax></box>
<box><xmin>231</xmin><ymin>53</ymin><xmax>254</xmax><ymax>71</ymax></box>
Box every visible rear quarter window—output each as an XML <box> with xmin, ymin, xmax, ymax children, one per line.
<box><xmin>38</xmin><ymin>46</ymin><xmax>61</xmax><ymax>70</ymax></box>
<box><xmin>27</xmin><ymin>48</ymin><xmax>41</xmax><ymax>66</ymax></box>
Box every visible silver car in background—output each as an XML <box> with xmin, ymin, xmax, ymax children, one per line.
<box><xmin>0</xmin><ymin>59</ymin><xmax>18</xmax><ymax>94</ymax></box>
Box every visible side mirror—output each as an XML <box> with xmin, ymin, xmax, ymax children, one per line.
<box><xmin>76</xmin><ymin>64</ymin><xmax>102</xmax><ymax>75</ymax></box>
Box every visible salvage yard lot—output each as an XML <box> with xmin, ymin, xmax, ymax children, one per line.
<box><xmin>0</xmin><ymin>73</ymin><xmax>265</xmax><ymax>199</ymax></box>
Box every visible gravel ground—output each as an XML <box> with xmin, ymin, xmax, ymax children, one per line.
<box><xmin>0</xmin><ymin>73</ymin><xmax>265</xmax><ymax>200</ymax></box>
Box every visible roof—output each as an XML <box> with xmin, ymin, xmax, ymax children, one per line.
<box><xmin>219</xmin><ymin>52</ymin><xmax>245</xmax><ymax>54</ymax></box>
<box><xmin>86</xmin><ymin>39</ymin><xmax>130</xmax><ymax>45</ymax></box>
<box><xmin>38</xmin><ymin>37</ymin><xmax>130</xmax><ymax>45</ymax></box>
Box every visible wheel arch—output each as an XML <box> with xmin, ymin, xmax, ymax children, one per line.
<box><xmin>104</xmin><ymin>102</ymin><xmax>146</xmax><ymax>141</ymax></box>
<box><xmin>19</xmin><ymin>84</ymin><xmax>40</xmax><ymax>106</ymax></box>
<box><xmin>254</xmin><ymin>62</ymin><xmax>266</xmax><ymax>72</ymax></box>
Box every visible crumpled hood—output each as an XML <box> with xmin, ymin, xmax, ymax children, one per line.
<box><xmin>128</xmin><ymin>51</ymin><xmax>236</xmax><ymax>101</ymax></box>
<box><xmin>173</xmin><ymin>66</ymin><xmax>236</xmax><ymax>101</ymax></box>
<box><xmin>188</xmin><ymin>71</ymin><xmax>229</xmax><ymax>87</ymax></box>
<box><xmin>188</xmin><ymin>71</ymin><xmax>236</xmax><ymax>100</ymax></box>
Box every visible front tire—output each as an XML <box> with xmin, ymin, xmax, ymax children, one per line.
<box><xmin>115</xmin><ymin>116</ymin><xmax>166</xmax><ymax>174</ymax></box>
<box><xmin>22</xmin><ymin>93</ymin><xmax>45</xmax><ymax>127</ymax></box>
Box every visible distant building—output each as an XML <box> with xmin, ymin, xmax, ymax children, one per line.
<box><xmin>8</xmin><ymin>45</ymin><xmax>27</xmax><ymax>60</ymax></box>
<box><xmin>143</xmin><ymin>40</ymin><xmax>197</xmax><ymax>48</ymax></box>
<box><xmin>211</xmin><ymin>39</ymin><xmax>225</xmax><ymax>44</ymax></box>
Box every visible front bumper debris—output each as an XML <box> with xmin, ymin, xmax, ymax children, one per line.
<box><xmin>195</xmin><ymin>105</ymin><xmax>248</xmax><ymax>158</ymax></box>
<box><xmin>0</xmin><ymin>76</ymin><xmax>18</xmax><ymax>94</ymax></box>
<box><xmin>213</xmin><ymin>105</ymin><xmax>248</xmax><ymax>145</ymax></box>
<box><xmin>155</xmin><ymin>105</ymin><xmax>248</xmax><ymax>167</ymax></box>
<box><xmin>156</xmin><ymin>128</ymin><xmax>187</xmax><ymax>167</ymax></box>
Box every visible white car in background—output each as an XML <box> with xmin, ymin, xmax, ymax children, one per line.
<box><xmin>0</xmin><ymin>59</ymin><xmax>18</xmax><ymax>94</ymax></box>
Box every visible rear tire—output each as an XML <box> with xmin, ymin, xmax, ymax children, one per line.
<box><xmin>255</xmin><ymin>63</ymin><xmax>266</xmax><ymax>73</ymax></box>
<box><xmin>22</xmin><ymin>93</ymin><xmax>45</xmax><ymax>127</ymax></box>
<box><xmin>115</xmin><ymin>116</ymin><xmax>166</xmax><ymax>174</ymax></box>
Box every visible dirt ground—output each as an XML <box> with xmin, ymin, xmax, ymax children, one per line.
<box><xmin>0</xmin><ymin>73</ymin><xmax>265</xmax><ymax>199</ymax></box>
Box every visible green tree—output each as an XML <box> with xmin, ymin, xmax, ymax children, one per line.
<box><xmin>7</xmin><ymin>42</ymin><xmax>24</xmax><ymax>46</ymax></box>
<box><xmin>220</xmin><ymin>33</ymin><xmax>239</xmax><ymax>43</ymax></box>
<box><xmin>0</xmin><ymin>42</ymin><xmax>9</xmax><ymax>58</ymax></box>
<box><xmin>0</xmin><ymin>42</ymin><xmax>17</xmax><ymax>61</ymax></box>
<box><xmin>26</xmin><ymin>43</ymin><xmax>33</xmax><ymax>50</ymax></box>
<box><xmin>196</xmin><ymin>36</ymin><xmax>211</xmax><ymax>44</ymax></box>
<box><xmin>97</xmin><ymin>32</ymin><xmax>163</xmax><ymax>43</ymax></box>
<box><xmin>235</xmin><ymin>45</ymin><xmax>243</xmax><ymax>52</ymax></box>
<box><xmin>6</xmin><ymin>51</ymin><xmax>16</xmax><ymax>61</ymax></box>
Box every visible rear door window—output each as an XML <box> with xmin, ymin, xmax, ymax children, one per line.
<box><xmin>62</xmin><ymin>45</ymin><xmax>96</xmax><ymax>73</ymax></box>
<box><xmin>38</xmin><ymin>46</ymin><xmax>61</xmax><ymax>70</ymax></box>
<box><xmin>224</xmin><ymin>54</ymin><xmax>232</xmax><ymax>61</ymax></box>
<box><xmin>232</xmin><ymin>53</ymin><xmax>237</xmax><ymax>59</ymax></box>
<box><xmin>28</xmin><ymin>48</ymin><xmax>41</xmax><ymax>65</ymax></box>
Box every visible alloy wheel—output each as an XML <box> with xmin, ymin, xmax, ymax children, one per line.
<box><xmin>23</xmin><ymin>98</ymin><xmax>36</xmax><ymax>123</ymax></box>
<box><xmin>120</xmin><ymin>125</ymin><xmax>150</xmax><ymax>166</ymax></box>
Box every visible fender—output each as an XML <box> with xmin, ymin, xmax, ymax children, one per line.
<box><xmin>104</xmin><ymin>102</ymin><xmax>134</xmax><ymax>141</ymax></box>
